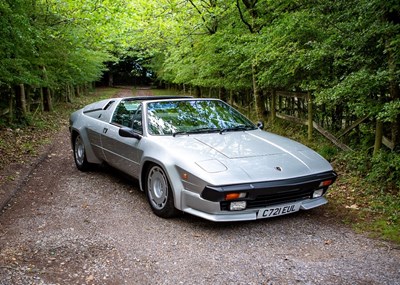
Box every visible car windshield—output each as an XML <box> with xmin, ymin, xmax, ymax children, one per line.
<box><xmin>146</xmin><ymin>99</ymin><xmax>255</xmax><ymax>136</ymax></box>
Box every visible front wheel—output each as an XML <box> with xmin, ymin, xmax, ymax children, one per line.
<box><xmin>73</xmin><ymin>134</ymin><xmax>91</xmax><ymax>171</ymax></box>
<box><xmin>145</xmin><ymin>164</ymin><xmax>179</xmax><ymax>218</ymax></box>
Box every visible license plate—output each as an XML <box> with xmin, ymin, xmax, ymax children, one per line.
<box><xmin>257</xmin><ymin>203</ymin><xmax>301</xmax><ymax>219</ymax></box>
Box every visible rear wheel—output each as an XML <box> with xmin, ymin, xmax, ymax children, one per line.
<box><xmin>145</xmin><ymin>164</ymin><xmax>179</xmax><ymax>218</ymax></box>
<box><xmin>73</xmin><ymin>134</ymin><xmax>91</xmax><ymax>171</ymax></box>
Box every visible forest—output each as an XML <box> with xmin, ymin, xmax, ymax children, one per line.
<box><xmin>1</xmin><ymin>0</ymin><xmax>399</xmax><ymax>191</ymax></box>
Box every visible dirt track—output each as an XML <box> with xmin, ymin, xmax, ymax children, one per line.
<box><xmin>1</xmin><ymin>87</ymin><xmax>400</xmax><ymax>285</ymax></box>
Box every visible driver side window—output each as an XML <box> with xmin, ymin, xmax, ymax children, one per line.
<box><xmin>131</xmin><ymin>106</ymin><xmax>142</xmax><ymax>134</ymax></box>
<box><xmin>111</xmin><ymin>101</ymin><xmax>143</xmax><ymax>134</ymax></box>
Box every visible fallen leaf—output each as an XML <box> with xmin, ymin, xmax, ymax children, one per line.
<box><xmin>345</xmin><ymin>204</ymin><xmax>359</xmax><ymax>210</ymax></box>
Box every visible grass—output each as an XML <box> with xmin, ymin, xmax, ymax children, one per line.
<box><xmin>1</xmin><ymin>87</ymin><xmax>399</xmax><ymax>244</ymax></box>
<box><xmin>326</xmin><ymin>172</ymin><xmax>400</xmax><ymax>244</ymax></box>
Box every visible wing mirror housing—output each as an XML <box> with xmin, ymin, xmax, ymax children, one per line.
<box><xmin>257</xmin><ymin>121</ymin><xmax>264</xmax><ymax>130</ymax></box>
<box><xmin>119</xmin><ymin>127</ymin><xmax>142</xmax><ymax>140</ymax></box>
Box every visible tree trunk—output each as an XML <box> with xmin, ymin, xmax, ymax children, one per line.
<box><xmin>219</xmin><ymin>87</ymin><xmax>227</xmax><ymax>102</ymax></box>
<box><xmin>307</xmin><ymin>92</ymin><xmax>313</xmax><ymax>141</ymax></box>
<box><xmin>14</xmin><ymin>84</ymin><xmax>27</xmax><ymax>121</ymax></box>
<box><xmin>76</xmin><ymin>85</ymin><xmax>81</xmax><ymax>97</ymax></box>
<box><xmin>41</xmin><ymin>66</ymin><xmax>52</xmax><ymax>111</ymax></box>
<box><xmin>252</xmin><ymin>63</ymin><xmax>263</xmax><ymax>120</ymax></box>
<box><xmin>269</xmin><ymin>90</ymin><xmax>276</xmax><ymax>123</ymax></box>
<box><xmin>389</xmin><ymin>63</ymin><xmax>400</xmax><ymax>150</ymax></box>
<box><xmin>8</xmin><ymin>91</ymin><xmax>14</xmax><ymax>122</ymax></box>
<box><xmin>26</xmin><ymin>86</ymin><xmax>31</xmax><ymax>112</ymax></box>
<box><xmin>373</xmin><ymin>120</ymin><xmax>383</xmax><ymax>156</ymax></box>
<box><xmin>385</xmin><ymin>9</ymin><xmax>400</xmax><ymax>150</ymax></box>
<box><xmin>229</xmin><ymin>90</ymin><xmax>234</xmax><ymax>106</ymax></box>
<box><xmin>66</xmin><ymin>84</ymin><xmax>73</xmax><ymax>103</ymax></box>
<box><xmin>194</xmin><ymin>86</ymin><xmax>201</xmax><ymax>98</ymax></box>
<box><xmin>43</xmin><ymin>87</ymin><xmax>53</xmax><ymax>112</ymax></box>
<box><xmin>39</xmin><ymin>87</ymin><xmax>44</xmax><ymax>111</ymax></box>
<box><xmin>108</xmin><ymin>73</ymin><xmax>114</xmax><ymax>87</ymax></box>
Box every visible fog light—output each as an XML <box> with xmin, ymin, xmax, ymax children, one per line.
<box><xmin>230</xmin><ymin>201</ymin><xmax>247</xmax><ymax>211</ymax></box>
<box><xmin>313</xmin><ymin>189</ymin><xmax>324</xmax><ymax>198</ymax></box>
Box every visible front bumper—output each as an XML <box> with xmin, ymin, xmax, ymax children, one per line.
<box><xmin>180</xmin><ymin>171</ymin><xmax>336</xmax><ymax>222</ymax></box>
<box><xmin>182</xmin><ymin>194</ymin><xmax>328</xmax><ymax>222</ymax></box>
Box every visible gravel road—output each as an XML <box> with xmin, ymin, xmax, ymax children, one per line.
<box><xmin>1</xmin><ymin>88</ymin><xmax>399</xmax><ymax>285</ymax></box>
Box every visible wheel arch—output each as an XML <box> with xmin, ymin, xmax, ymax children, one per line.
<box><xmin>70</xmin><ymin>128</ymin><xmax>102</xmax><ymax>165</ymax></box>
<box><xmin>140</xmin><ymin>159</ymin><xmax>183</xmax><ymax>211</ymax></box>
<box><xmin>70</xmin><ymin>129</ymin><xmax>80</xmax><ymax>149</ymax></box>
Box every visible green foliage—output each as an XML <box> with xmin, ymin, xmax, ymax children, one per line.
<box><xmin>378</xmin><ymin>100</ymin><xmax>400</xmax><ymax>122</ymax></box>
<box><xmin>0</xmin><ymin>0</ymin><xmax>41</xmax><ymax>86</ymax></box>
<box><xmin>369</xmin><ymin>151</ymin><xmax>400</xmax><ymax>190</ymax></box>
<box><xmin>2</xmin><ymin>0</ymin><xmax>136</xmax><ymax>85</ymax></box>
<box><xmin>337</xmin><ymin>150</ymin><xmax>400</xmax><ymax>191</ymax></box>
<box><xmin>3</xmin><ymin>0</ymin><xmax>398</xmax><ymax>136</ymax></box>
<box><xmin>318</xmin><ymin>145</ymin><xmax>339</xmax><ymax>162</ymax></box>
<box><xmin>265</xmin><ymin>115</ymin><xmax>400</xmax><ymax>243</ymax></box>
<box><xmin>135</xmin><ymin>0</ymin><xmax>400</xmax><ymax>147</ymax></box>
<box><xmin>338</xmin><ymin>151</ymin><xmax>371</xmax><ymax>177</ymax></box>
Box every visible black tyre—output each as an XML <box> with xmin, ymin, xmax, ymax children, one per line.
<box><xmin>73</xmin><ymin>134</ymin><xmax>91</xmax><ymax>171</ymax></box>
<box><xmin>145</xmin><ymin>164</ymin><xmax>179</xmax><ymax>218</ymax></box>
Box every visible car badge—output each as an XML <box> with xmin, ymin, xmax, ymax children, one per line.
<box><xmin>275</xmin><ymin>166</ymin><xmax>283</xmax><ymax>172</ymax></box>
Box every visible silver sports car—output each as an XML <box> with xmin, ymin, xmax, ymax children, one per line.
<box><xmin>69</xmin><ymin>96</ymin><xmax>336</xmax><ymax>222</ymax></box>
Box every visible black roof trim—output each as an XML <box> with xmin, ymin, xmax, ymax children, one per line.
<box><xmin>123</xmin><ymin>96</ymin><xmax>193</xmax><ymax>101</ymax></box>
<box><xmin>83</xmin><ymin>100</ymin><xmax>116</xmax><ymax>114</ymax></box>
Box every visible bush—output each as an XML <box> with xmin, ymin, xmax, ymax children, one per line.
<box><xmin>337</xmin><ymin>150</ymin><xmax>400</xmax><ymax>192</ymax></box>
<box><xmin>369</xmin><ymin>151</ymin><xmax>400</xmax><ymax>191</ymax></box>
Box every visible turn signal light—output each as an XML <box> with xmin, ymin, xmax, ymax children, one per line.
<box><xmin>225</xmin><ymin>192</ymin><xmax>247</xmax><ymax>200</ymax></box>
<box><xmin>319</xmin><ymin>179</ymin><xmax>333</xmax><ymax>187</ymax></box>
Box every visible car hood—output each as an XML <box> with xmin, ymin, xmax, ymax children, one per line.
<box><xmin>155</xmin><ymin>130</ymin><xmax>333</xmax><ymax>184</ymax></box>
<box><xmin>195</xmin><ymin>130</ymin><xmax>303</xmax><ymax>158</ymax></box>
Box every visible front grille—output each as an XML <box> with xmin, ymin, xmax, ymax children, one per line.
<box><xmin>220</xmin><ymin>188</ymin><xmax>314</xmax><ymax>211</ymax></box>
<box><xmin>200</xmin><ymin>171</ymin><xmax>337</xmax><ymax>211</ymax></box>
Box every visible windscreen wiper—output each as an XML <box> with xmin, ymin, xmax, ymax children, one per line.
<box><xmin>219</xmin><ymin>125</ymin><xmax>255</xmax><ymax>134</ymax></box>
<box><xmin>173</xmin><ymin>127</ymin><xmax>220</xmax><ymax>137</ymax></box>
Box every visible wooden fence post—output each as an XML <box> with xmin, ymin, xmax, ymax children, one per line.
<box><xmin>373</xmin><ymin>120</ymin><xmax>383</xmax><ymax>156</ymax></box>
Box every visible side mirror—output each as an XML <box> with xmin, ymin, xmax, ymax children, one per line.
<box><xmin>119</xmin><ymin>127</ymin><xmax>142</xmax><ymax>140</ymax></box>
<box><xmin>257</xmin><ymin>121</ymin><xmax>264</xmax><ymax>130</ymax></box>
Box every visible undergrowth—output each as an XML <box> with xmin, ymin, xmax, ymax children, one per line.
<box><xmin>0</xmin><ymin>87</ymin><xmax>117</xmax><ymax>171</ymax></box>
<box><xmin>266</xmin><ymin>118</ymin><xmax>400</xmax><ymax>244</ymax></box>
